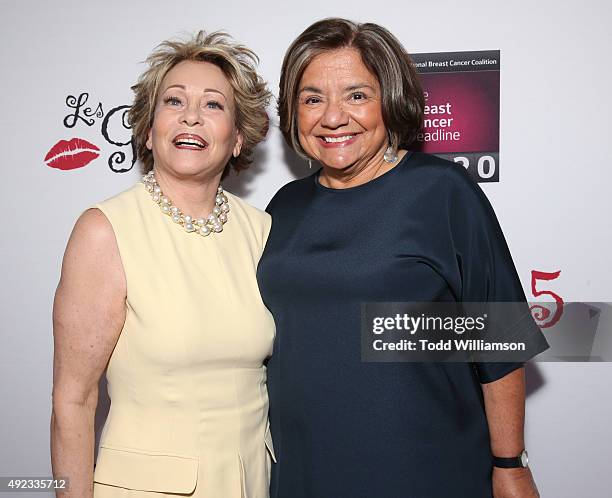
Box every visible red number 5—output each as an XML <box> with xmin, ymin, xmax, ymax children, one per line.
<box><xmin>529</xmin><ymin>270</ymin><xmax>564</xmax><ymax>328</ymax></box>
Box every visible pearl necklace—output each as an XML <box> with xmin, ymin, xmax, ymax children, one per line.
<box><xmin>142</xmin><ymin>171</ymin><xmax>230</xmax><ymax>237</ymax></box>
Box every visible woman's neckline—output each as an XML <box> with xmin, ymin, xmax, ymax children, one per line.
<box><xmin>314</xmin><ymin>150</ymin><xmax>414</xmax><ymax>193</ymax></box>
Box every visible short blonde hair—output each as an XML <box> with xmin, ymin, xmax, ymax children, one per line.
<box><xmin>279</xmin><ymin>18</ymin><xmax>424</xmax><ymax>158</ymax></box>
<box><xmin>129</xmin><ymin>31</ymin><xmax>271</xmax><ymax>175</ymax></box>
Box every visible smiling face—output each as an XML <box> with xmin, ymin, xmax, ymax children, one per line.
<box><xmin>296</xmin><ymin>47</ymin><xmax>388</xmax><ymax>173</ymax></box>
<box><xmin>146</xmin><ymin>60</ymin><xmax>242</xmax><ymax>180</ymax></box>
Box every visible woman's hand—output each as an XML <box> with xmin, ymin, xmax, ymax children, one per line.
<box><xmin>493</xmin><ymin>467</ymin><xmax>540</xmax><ymax>498</ymax></box>
<box><xmin>51</xmin><ymin>208</ymin><xmax>126</xmax><ymax>497</ymax></box>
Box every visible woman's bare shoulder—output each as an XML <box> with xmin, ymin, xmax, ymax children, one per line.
<box><xmin>59</xmin><ymin>207</ymin><xmax>125</xmax><ymax>293</ymax></box>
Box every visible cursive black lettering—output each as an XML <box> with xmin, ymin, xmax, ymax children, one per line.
<box><xmin>63</xmin><ymin>92</ymin><xmax>103</xmax><ymax>128</ymax></box>
<box><xmin>101</xmin><ymin>105</ymin><xmax>136</xmax><ymax>173</ymax></box>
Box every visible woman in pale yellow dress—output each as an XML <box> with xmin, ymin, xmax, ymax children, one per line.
<box><xmin>51</xmin><ymin>31</ymin><xmax>275</xmax><ymax>498</ymax></box>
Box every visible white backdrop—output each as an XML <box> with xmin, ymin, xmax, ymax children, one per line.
<box><xmin>1</xmin><ymin>0</ymin><xmax>611</xmax><ymax>496</ymax></box>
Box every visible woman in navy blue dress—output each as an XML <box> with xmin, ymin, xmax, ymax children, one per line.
<box><xmin>257</xmin><ymin>18</ymin><xmax>547</xmax><ymax>498</ymax></box>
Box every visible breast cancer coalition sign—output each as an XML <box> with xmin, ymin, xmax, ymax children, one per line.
<box><xmin>411</xmin><ymin>50</ymin><xmax>500</xmax><ymax>183</ymax></box>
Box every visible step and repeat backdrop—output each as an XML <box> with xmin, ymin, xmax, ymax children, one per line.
<box><xmin>1</xmin><ymin>0</ymin><xmax>611</xmax><ymax>496</ymax></box>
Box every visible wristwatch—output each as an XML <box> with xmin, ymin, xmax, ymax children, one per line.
<box><xmin>492</xmin><ymin>449</ymin><xmax>529</xmax><ymax>468</ymax></box>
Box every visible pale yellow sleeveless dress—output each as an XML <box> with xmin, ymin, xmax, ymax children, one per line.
<box><xmin>92</xmin><ymin>182</ymin><xmax>276</xmax><ymax>498</ymax></box>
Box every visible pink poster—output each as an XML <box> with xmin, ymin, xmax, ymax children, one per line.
<box><xmin>412</xmin><ymin>50</ymin><xmax>500</xmax><ymax>182</ymax></box>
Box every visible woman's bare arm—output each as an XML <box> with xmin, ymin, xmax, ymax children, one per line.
<box><xmin>482</xmin><ymin>367</ymin><xmax>540</xmax><ymax>498</ymax></box>
<box><xmin>51</xmin><ymin>208</ymin><xmax>126</xmax><ymax>498</ymax></box>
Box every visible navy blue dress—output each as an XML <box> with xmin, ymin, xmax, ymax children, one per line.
<box><xmin>257</xmin><ymin>152</ymin><xmax>547</xmax><ymax>498</ymax></box>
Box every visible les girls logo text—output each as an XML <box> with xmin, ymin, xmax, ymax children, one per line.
<box><xmin>44</xmin><ymin>92</ymin><xmax>135</xmax><ymax>173</ymax></box>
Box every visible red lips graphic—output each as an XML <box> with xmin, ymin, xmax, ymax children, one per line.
<box><xmin>45</xmin><ymin>138</ymin><xmax>100</xmax><ymax>170</ymax></box>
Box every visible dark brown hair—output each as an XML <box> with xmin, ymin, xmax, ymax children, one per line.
<box><xmin>278</xmin><ymin>18</ymin><xmax>424</xmax><ymax>158</ymax></box>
